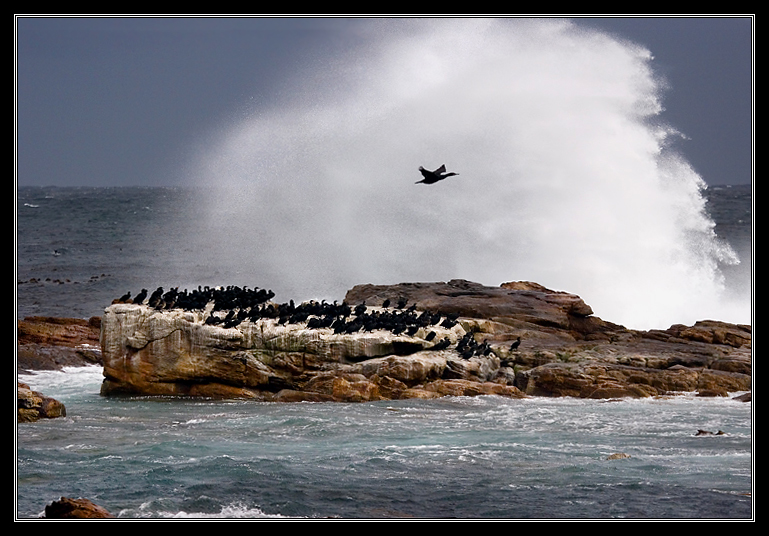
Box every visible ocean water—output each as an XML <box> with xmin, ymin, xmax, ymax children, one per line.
<box><xmin>15</xmin><ymin>18</ymin><xmax>753</xmax><ymax>519</ymax></box>
<box><xmin>16</xmin><ymin>366</ymin><xmax>753</xmax><ymax>519</ymax></box>
<box><xmin>15</xmin><ymin>185</ymin><xmax>753</xmax><ymax>519</ymax></box>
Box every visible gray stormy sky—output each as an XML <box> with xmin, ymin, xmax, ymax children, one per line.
<box><xmin>15</xmin><ymin>16</ymin><xmax>753</xmax><ymax>188</ymax></box>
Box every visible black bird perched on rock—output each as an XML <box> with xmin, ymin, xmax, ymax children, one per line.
<box><xmin>431</xmin><ymin>337</ymin><xmax>451</xmax><ymax>351</ymax></box>
<box><xmin>148</xmin><ymin>287</ymin><xmax>164</xmax><ymax>308</ymax></box>
<box><xmin>133</xmin><ymin>288</ymin><xmax>148</xmax><ymax>305</ymax></box>
<box><xmin>415</xmin><ymin>164</ymin><xmax>458</xmax><ymax>185</ymax></box>
<box><xmin>509</xmin><ymin>337</ymin><xmax>522</xmax><ymax>351</ymax></box>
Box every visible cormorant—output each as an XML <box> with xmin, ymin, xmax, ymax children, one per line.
<box><xmin>431</xmin><ymin>337</ymin><xmax>451</xmax><ymax>350</ymax></box>
<box><xmin>415</xmin><ymin>164</ymin><xmax>458</xmax><ymax>185</ymax></box>
<box><xmin>509</xmin><ymin>337</ymin><xmax>522</xmax><ymax>351</ymax></box>
<box><xmin>133</xmin><ymin>288</ymin><xmax>148</xmax><ymax>305</ymax></box>
<box><xmin>440</xmin><ymin>317</ymin><xmax>457</xmax><ymax>329</ymax></box>
<box><xmin>148</xmin><ymin>287</ymin><xmax>164</xmax><ymax>308</ymax></box>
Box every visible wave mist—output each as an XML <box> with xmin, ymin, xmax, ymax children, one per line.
<box><xmin>182</xmin><ymin>18</ymin><xmax>746</xmax><ymax>330</ymax></box>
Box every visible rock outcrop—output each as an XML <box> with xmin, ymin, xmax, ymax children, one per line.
<box><xmin>99</xmin><ymin>297</ymin><xmax>519</xmax><ymax>401</ymax></box>
<box><xmin>17</xmin><ymin>316</ymin><xmax>102</xmax><ymax>372</ymax></box>
<box><xmin>43</xmin><ymin>497</ymin><xmax>114</xmax><ymax>519</ymax></box>
<box><xmin>346</xmin><ymin>279</ymin><xmax>599</xmax><ymax>331</ymax></box>
<box><xmin>17</xmin><ymin>381</ymin><xmax>67</xmax><ymax>422</ymax></box>
<box><xmin>97</xmin><ymin>280</ymin><xmax>751</xmax><ymax>402</ymax></box>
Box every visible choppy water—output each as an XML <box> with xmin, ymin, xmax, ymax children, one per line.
<box><xmin>15</xmin><ymin>185</ymin><xmax>752</xmax><ymax>519</ymax></box>
<box><xmin>16</xmin><ymin>366</ymin><xmax>753</xmax><ymax>519</ymax></box>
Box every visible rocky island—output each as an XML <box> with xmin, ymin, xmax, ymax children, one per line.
<box><xmin>92</xmin><ymin>279</ymin><xmax>751</xmax><ymax>403</ymax></box>
<box><xmin>18</xmin><ymin>279</ymin><xmax>751</xmax><ymax>414</ymax></box>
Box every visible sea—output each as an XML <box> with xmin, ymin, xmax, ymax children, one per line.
<box><xmin>15</xmin><ymin>185</ymin><xmax>753</xmax><ymax>520</ymax></box>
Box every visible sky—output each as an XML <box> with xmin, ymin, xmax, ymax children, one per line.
<box><xmin>15</xmin><ymin>16</ymin><xmax>753</xmax><ymax>188</ymax></box>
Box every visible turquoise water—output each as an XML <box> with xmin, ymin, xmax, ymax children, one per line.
<box><xmin>17</xmin><ymin>366</ymin><xmax>752</xmax><ymax>519</ymax></box>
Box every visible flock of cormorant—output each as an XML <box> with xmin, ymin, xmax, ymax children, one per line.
<box><xmin>456</xmin><ymin>329</ymin><xmax>493</xmax><ymax>359</ymax></box>
<box><xmin>113</xmin><ymin>284</ymin><xmax>522</xmax><ymax>360</ymax></box>
<box><xmin>115</xmin><ymin>285</ymin><xmax>275</xmax><ymax>314</ymax></box>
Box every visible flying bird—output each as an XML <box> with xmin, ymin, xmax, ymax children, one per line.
<box><xmin>415</xmin><ymin>164</ymin><xmax>458</xmax><ymax>185</ymax></box>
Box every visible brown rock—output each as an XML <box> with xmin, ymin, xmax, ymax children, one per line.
<box><xmin>670</xmin><ymin>320</ymin><xmax>751</xmax><ymax>348</ymax></box>
<box><xmin>519</xmin><ymin>362</ymin><xmax>594</xmax><ymax>397</ymax></box>
<box><xmin>517</xmin><ymin>361</ymin><xmax>725</xmax><ymax>398</ymax></box>
<box><xmin>370</xmin><ymin>374</ymin><xmax>410</xmax><ymax>400</ymax></box>
<box><xmin>422</xmin><ymin>379</ymin><xmax>526</xmax><ymax>398</ymax></box>
<box><xmin>399</xmin><ymin>387</ymin><xmax>444</xmax><ymax>400</ymax></box>
<box><xmin>18</xmin><ymin>316</ymin><xmax>101</xmax><ymax>346</ymax></box>
<box><xmin>17</xmin><ymin>382</ymin><xmax>66</xmax><ymax>422</ymax></box>
<box><xmin>696</xmin><ymin>368</ymin><xmax>751</xmax><ymax>393</ymax></box>
<box><xmin>17</xmin><ymin>316</ymin><xmax>102</xmax><ymax>372</ymax></box>
<box><xmin>302</xmin><ymin>373</ymin><xmax>382</xmax><ymax>402</ymax></box>
<box><xmin>356</xmin><ymin>354</ymin><xmax>448</xmax><ymax>385</ymax></box>
<box><xmin>711</xmin><ymin>355</ymin><xmax>752</xmax><ymax>375</ymax></box>
<box><xmin>43</xmin><ymin>497</ymin><xmax>115</xmax><ymax>519</ymax></box>
<box><xmin>345</xmin><ymin>279</ymin><xmax>605</xmax><ymax>334</ymax></box>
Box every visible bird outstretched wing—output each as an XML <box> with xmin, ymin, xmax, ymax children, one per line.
<box><xmin>416</xmin><ymin>164</ymin><xmax>458</xmax><ymax>185</ymax></box>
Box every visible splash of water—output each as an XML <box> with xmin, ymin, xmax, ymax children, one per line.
<box><xmin>183</xmin><ymin>18</ymin><xmax>744</xmax><ymax>330</ymax></box>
